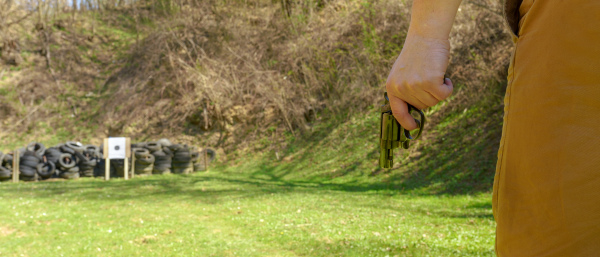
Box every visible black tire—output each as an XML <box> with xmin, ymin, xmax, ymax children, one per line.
<box><xmin>59</xmin><ymin>145</ymin><xmax>75</xmax><ymax>154</ymax></box>
<box><xmin>135</xmin><ymin>164</ymin><xmax>154</xmax><ymax>175</ymax></box>
<box><xmin>72</xmin><ymin>151</ymin><xmax>88</xmax><ymax>163</ymax></box>
<box><xmin>65</xmin><ymin>141</ymin><xmax>85</xmax><ymax>153</ymax></box>
<box><xmin>60</xmin><ymin>171</ymin><xmax>79</xmax><ymax>179</ymax></box>
<box><xmin>154</xmin><ymin>151</ymin><xmax>172</xmax><ymax>166</ymax></box>
<box><xmin>80</xmin><ymin>170</ymin><xmax>94</xmax><ymax>177</ymax></box>
<box><xmin>202</xmin><ymin>148</ymin><xmax>217</xmax><ymax>162</ymax></box>
<box><xmin>152</xmin><ymin>165</ymin><xmax>170</xmax><ymax>174</ymax></box>
<box><xmin>134</xmin><ymin>148</ymin><xmax>150</xmax><ymax>158</ymax></box>
<box><xmin>20</xmin><ymin>173</ymin><xmax>38</xmax><ymax>181</ymax></box>
<box><xmin>0</xmin><ymin>151</ymin><xmax>5</xmax><ymax>166</ymax></box>
<box><xmin>1</xmin><ymin>153</ymin><xmax>12</xmax><ymax>166</ymax></box>
<box><xmin>19</xmin><ymin>165</ymin><xmax>38</xmax><ymax>177</ymax></box>
<box><xmin>145</xmin><ymin>142</ymin><xmax>162</xmax><ymax>152</ymax></box>
<box><xmin>80</xmin><ymin>159</ymin><xmax>97</xmax><ymax>167</ymax></box>
<box><xmin>85</xmin><ymin>145</ymin><xmax>100</xmax><ymax>154</ymax></box>
<box><xmin>136</xmin><ymin>154</ymin><xmax>155</xmax><ymax>165</ymax></box>
<box><xmin>20</xmin><ymin>154</ymin><xmax>41</xmax><ymax>168</ymax></box>
<box><xmin>84</xmin><ymin>145</ymin><xmax>101</xmax><ymax>159</ymax></box>
<box><xmin>190</xmin><ymin>151</ymin><xmax>200</xmax><ymax>162</ymax></box>
<box><xmin>163</xmin><ymin>147</ymin><xmax>173</xmax><ymax>157</ymax></box>
<box><xmin>58</xmin><ymin>154</ymin><xmax>76</xmax><ymax>169</ymax></box>
<box><xmin>0</xmin><ymin>166</ymin><xmax>11</xmax><ymax>179</ymax></box>
<box><xmin>79</xmin><ymin>158</ymin><xmax>97</xmax><ymax>176</ymax></box>
<box><xmin>131</xmin><ymin>142</ymin><xmax>147</xmax><ymax>149</ymax></box>
<box><xmin>64</xmin><ymin>166</ymin><xmax>79</xmax><ymax>173</ymax></box>
<box><xmin>26</xmin><ymin>142</ymin><xmax>46</xmax><ymax>158</ymax></box>
<box><xmin>38</xmin><ymin>161</ymin><xmax>56</xmax><ymax>179</ymax></box>
<box><xmin>172</xmin><ymin>161</ymin><xmax>192</xmax><ymax>169</ymax></box>
<box><xmin>168</xmin><ymin>144</ymin><xmax>185</xmax><ymax>152</ymax></box>
<box><xmin>174</xmin><ymin>150</ymin><xmax>191</xmax><ymax>161</ymax></box>
<box><xmin>44</xmin><ymin>148</ymin><xmax>62</xmax><ymax>164</ymax></box>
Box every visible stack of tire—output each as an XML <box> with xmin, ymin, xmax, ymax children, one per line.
<box><xmin>133</xmin><ymin>148</ymin><xmax>154</xmax><ymax>175</ymax></box>
<box><xmin>18</xmin><ymin>143</ymin><xmax>46</xmax><ymax>181</ymax></box>
<box><xmin>146</xmin><ymin>141</ymin><xmax>172</xmax><ymax>175</ymax></box>
<box><xmin>43</xmin><ymin>147</ymin><xmax>62</xmax><ymax>179</ymax></box>
<box><xmin>78</xmin><ymin>145</ymin><xmax>102</xmax><ymax>177</ymax></box>
<box><xmin>169</xmin><ymin>144</ymin><xmax>193</xmax><ymax>174</ymax></box>
<box><xmin>2</xmin><ymin>139</ymin><xmax>216</xmax><ymax>181</ymax></box>
<box><xmin>0</xmin><ymin>151</ymin><xmax>13</xmax><ymax>181</ymax></box>
<box><xmin>55</xmin><ymin>142</ymin><xmax>83</xmax><ymax>179</ymax></box>
<box><xmin>25</xmin><ymin>142</ymin><xmax>57</xmax><ymax>180</ymax></box>
<box><xmin>19</xmin><ymin>151</ymin><xmax>40</xmax><ymax>181</ymax></box>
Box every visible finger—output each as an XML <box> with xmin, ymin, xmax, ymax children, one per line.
<box><xmin>388</xmin><ymin>94</ymin><xmax>418</xmax><ymax>130</ymax></box>
<box><xmin>427</xmin><ymin>78</ymin><xmax>454</xmax><ymax>101</ymax></box>
<box><xmin>407</xmin><ymin>95</ymin><xmax>429</xmax><ymax>110</ymax></box>
<box><xmin>411</xmin><ymin>91</ymin><xmax>438</xmax><ymax>109</ymax></box>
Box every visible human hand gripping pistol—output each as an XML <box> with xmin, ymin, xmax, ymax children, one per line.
<box><xmin>379</xmin><ymin>93</ymin><xmax>425</xmax><ymax>168</ymax></box>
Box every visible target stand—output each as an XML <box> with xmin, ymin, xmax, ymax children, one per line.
<box><xmin>103</xmin><ymin>137</ymin><xmax>131</xmax><ymax>181</ymax></box>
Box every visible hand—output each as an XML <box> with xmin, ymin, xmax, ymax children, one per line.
<box><xmin>385</xmin><ymin>34</ymin><xmax>454</xmax><ymax>130</ymax></box>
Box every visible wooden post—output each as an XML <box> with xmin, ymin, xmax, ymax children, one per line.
<box><xmin>12</xmin><ymin>150</ymin><xmax>19</xmax><ymax>182</ymax></box>
<box><xmin>124</xmin><ymin>157</ymin><xmax>129</xmax><ymax>180</ymax></box>
<box><xmin>103</xmin><ymin>138</ymin><xmax>110</xmax><ymax>181</ymax></box>
<box><xmin>131</xmin><ymin>153</ymin><xmax>136</xmax><ymax>179</ymax></box>
<box><xmin>125</xmin><ymin>137</ymin><xmax>131</xmax><ymax>179</ymax></box>
<box><xmin>105</xmin><ymin>158</ymin><xmax>110</xmax><ymax>181</ymax></box>
<box><xmin>204</xmin><ymin>148</ymin><xmax>209</xmax><ymax>172</ymax></box>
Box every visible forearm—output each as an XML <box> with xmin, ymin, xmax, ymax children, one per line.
<box><xmin>407</xmin><ymin>0</ymin><xmax>462</xmax><ymax>40</ymax></box>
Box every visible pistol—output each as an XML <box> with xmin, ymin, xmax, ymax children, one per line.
<box><xmin>379</xmin><ymin>93</ymin><xmax>425</xmax><ymax>168</ymax></box>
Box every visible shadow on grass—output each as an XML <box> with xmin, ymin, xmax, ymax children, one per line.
<box><xmin>220</xmin><ymin>101</ymin><xmax>504</xmax><ymax>196</ymax></box>
<box><xmin>392</xmin><ymin>101</ymin><xmax>504</xmax><ymax>194</ymax></box>
<box><xmin>0</xmin><ymin>99</ymin><xmax>503</xmax><ymax>203</ymax></box>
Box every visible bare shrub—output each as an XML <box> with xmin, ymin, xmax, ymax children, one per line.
<box><xmin>0</xmin><ymin>0</ymin><xmax>512</xmax><ymax>152</ymax></box>
<box><xmin>99</xmin><ymin>0</ymin><xmax>511</xmax><ymax>151</ymax></box>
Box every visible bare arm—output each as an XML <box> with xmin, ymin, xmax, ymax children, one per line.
<box><xmin>386</xmin><ymin>0</ymin><xmax>462</xmax><ymax>130</ymax></box>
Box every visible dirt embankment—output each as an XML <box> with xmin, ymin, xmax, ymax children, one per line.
<box><xmin>0</xmin><ymin>0</ymin><xmax>512</xmax><ymax>156</ymax></box>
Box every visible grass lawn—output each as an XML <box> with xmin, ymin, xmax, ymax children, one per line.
<box><xmin>0</xmin><ymin>171</ymin><xmax>495</xmax><ymax>256</ymax></box>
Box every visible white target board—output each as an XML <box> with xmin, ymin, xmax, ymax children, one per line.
<box><xmin>106</xmin><ymin>137</ymin><xmax>130</xmax><ymax>159</ymax></box>
<box><xmin>103</xmin><ymin>137</ymin><xmax>131</xmax><ymax>181</ymax></box>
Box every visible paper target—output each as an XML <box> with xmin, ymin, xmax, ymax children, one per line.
<box><xmin>107</xmin><ymin>137</ymin><xmax>127</xmax><ymax>159</ymax></box>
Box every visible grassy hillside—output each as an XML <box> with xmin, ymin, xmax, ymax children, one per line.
<box><xmin>0</xmin><ymin>1</ymin><xmax>513</xmax><ymax>255</ymax></box>
<box><xmin>215</xmin><ymin>90</ymin><xmax>503</xmax><ymax>195</ymax></box>
<box><xmin>1</xmin><ymin>0</ymin><xmax>511</xmax><ymax>191</ymax></box>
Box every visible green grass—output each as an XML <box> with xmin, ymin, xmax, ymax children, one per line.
<box><xmin>0</xmin><ymin>172</ymin><xmax>494</xmax><ymax>256</ymax></box>
<box><xmin>0</xmin><ymin>86</ymin><xmax>500</xmax><ymax>256</ymax></box>
<box><xmin>220</xmin><ymin>92</ymin><xmax>502</xmax><ymax>195</ymax></box>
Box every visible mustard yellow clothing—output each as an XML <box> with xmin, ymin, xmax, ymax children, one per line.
<box><xmin>494</xmin><ymin>0</ymin><xmax>600</xmax><ymax>256</ymax></box>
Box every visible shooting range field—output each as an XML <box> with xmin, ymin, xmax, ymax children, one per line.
<box><xmin>0</xmin><ymin>171</ymin><xmax>494</xmax><ymax>256</ymax></box>
<box><xmin>0</xmin><ymin>0</ymin><xmax>509</xmax><ymax>255</ymax></box>
<box><xmin>0</xmin><ymin>104</ymin><xmax>500</xmax><ymax>256</ymax></box>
